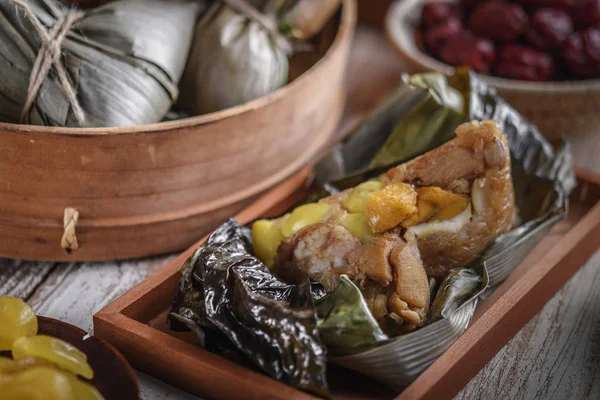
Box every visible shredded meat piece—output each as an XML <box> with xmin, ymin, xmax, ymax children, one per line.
<box><xmin>346</xmin><ymin>233</ymin><xmax>398</xmax><ymax>285</ymax></box>
<box><xmin>390</xmin><ymin>232</ymin><xmax>429</xmax><ymax>310</ymax></box>
<box><xmin>358</xmin><ymin>234</ymin><xmax>430</xmax><ymax>332</ymax></box>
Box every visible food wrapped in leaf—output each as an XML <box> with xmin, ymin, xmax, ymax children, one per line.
<box><xmin>178</xmin><ymin>0</ymin><xmax>289</xmax><ymax>115</ymax></box>
<box><xmin>252</xmin><ymin>120</ymin><xmax>515</xmax><ymax>333</ymax></box>
<box><xmin>178</xmin><ymin>0</ymin><xmax>341</xmax><ymax>115</ymax></box>
<box><xmin>168</xmin><ymin>70</ymin><xmax>574</xmax><ymax>394</ymax></box>
<box><xmin>0</xmin><ymin>0</ymin><xmax>201</xmax><ymax>127</ymax></box>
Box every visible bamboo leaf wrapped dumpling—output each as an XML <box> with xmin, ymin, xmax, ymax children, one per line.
<box><xmin>252</xmin><ymin>120</ymin><xmax>516</xmax><ymax>334</ymax></box>
<box><xmin>0</xmin><ymin>0</ymin><xmax>202</xmax><ymax>127</ymax></box>
<box><xmin>178</xmin><ymin>0</ymin><xmax>289</xmax><ymax>115</ymax></box>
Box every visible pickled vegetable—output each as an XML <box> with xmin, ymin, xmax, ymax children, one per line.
<box><xmin>0</xmin><ymin>367</ymin><xmax>71</xmax><ymax>400</ymax></box>
<box><xmin>65</xmin><ymin>373</ymin><xmax>104</xmax><ymax>400</ymax></box>
<box><xmin>342</xmin><ymin>181</ymin><xmax>385</xmax><ymax>213</ymax></box>
<box><xmin>365</xmin><ymin>182</ymin><xmax>417</xmax><ymax>232</ymax></box>
<box><xmin>0</xmin><ymin>366</ymin><xmax>102</xmax><ymax>400</ymax></box>
<box><xmin>0</xmin><ymin>356</ymin><xmax>52</xmax><ymax>375</ymax></box>
<box><xmin>281</xmin><ymin>203</ymin><xmax>331</xmax><ymax>237</ymax></box>
<box><xmin>12</xmin><ymin>335</ymin><xmax>94</xmax><ymax>379</ymax></box>
<box><xmin>252</xmin><ymin>219</ymin><xmax>284</xmax><ymax>267</ymax></box>
<box><xmin>0</xmin><ymin>296</ymin><xmax>38</xmax><ymax>351</ymax></box>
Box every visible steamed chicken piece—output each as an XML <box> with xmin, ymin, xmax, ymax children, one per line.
<box><xmin>251</xmin><ymin>120</ymin><xmax>516</xmax><ymax>331</ymax></box>
<box><xmin>275</xmin><ymin>224</ymin><xmax>431</xmax><ymax>329</ymax></box>
<box><xmin>348</xmin><ymin>231</ymin><xmax>430</xmax><ymax>331</ymax></box>
<box><xmin>388</xmin><ymin>120</ymin><xmax>515</xmax><ymax>277</ymax></box>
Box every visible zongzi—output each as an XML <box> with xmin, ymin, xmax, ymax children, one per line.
<box><xmin>178</xmin><ymin>0</ymin><xmax>290</xmax><ymax>115</ymax></box>
<box><xmin>252</xmin><ymin>120</ymin><xmax>516</xmax><ymax>332</ymax></box>
<box><xmin>178</xmin><ymin>0</ymin><xmax>341</xmax><ymax>115</ymax></box>
<box><xmin>0</xmin><ymin>0</ymin><xmax>201</xmax><ymax>127</ymax></box>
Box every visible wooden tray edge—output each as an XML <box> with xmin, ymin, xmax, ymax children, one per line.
<box><xmin>399</xmin><ymin>200</ymin><xmax>600</xmax><ymax>400</ymax></box>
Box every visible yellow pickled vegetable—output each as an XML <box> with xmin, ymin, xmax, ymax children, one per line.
<box><xmin>65</xmin><ymin>373</ymin><xmax>104</xmax><ymax>400</ymax></box>
<box><xmin>252</xmin><ymin>219</ymin><xmax>284</xmax><ymax>267</ymax></box>
<box><xmin>365</xmin><ymin>182</ymin><xmax>417</xmax><ymax>232</ymax></box>
<box><xmin>342</xmin><ymin>181</ymin><xmax>385</xmax><ymax>213</ymax></box>
<box><xmin>0</xmin><ymin>367</ymin><xmax>71</xmax><ymax>400</ymax></box>
<box><xmin>12</xmin><ymin>335</ymin><xmax>94</xmax><ymax>380</ymax></box>
<box><xmin>0</xmin><ymin>296</ymin><xmax>38</xmax><ymax>351</ymax></box>
<box><xmin>338</xmin><ymin>213</ymin><xmax>377</xmax><ymax>244</ymax></box>
<box><xmin>0</xmin><ymin>356</ymin><xmax>52</xmax><ymax>375</ymax></box>
<box><xmin>0</xmin><ymin>366</ymin><xmax>103</xmax><ymax>400</ymax></box>
<box><xmin>281</xmin><ymin>203</ymin><xmax>331</xmax><ymax>238</ymax></box>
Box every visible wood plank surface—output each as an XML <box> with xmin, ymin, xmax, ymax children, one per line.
<box><xmin>1</xmin><ymin>23</ymin><xmax>600</xmax><ymax>400</ymax></box>
<box><xmin>0</xmin><ymin>259</ymin><xmax>57</xmax><ymax>299</ymax></box>
<box><xmin>456</xmin><ymin>251</ymin><xmax>600</xmax><ymax>400</ymax></box>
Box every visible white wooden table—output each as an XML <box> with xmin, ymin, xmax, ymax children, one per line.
<box><xmin>2</xmin><ymin>25</ymin><xmax>600</xmax><ymax>400</ymax></box>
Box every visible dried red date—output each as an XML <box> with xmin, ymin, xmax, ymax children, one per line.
<box><xmin>516</xmin><ymin>0</ymin><xmax>566</xmax><ymax>8</ymax></box>
<box><xmin>469</xmin><ymin>2</ymin><xmax>529</xmax><ymax>41</ymax></box>
<box><xmin>493</xmin><ymin>44</ymin><xmax>555</xmax><ymax>81</ymax></box>
<box><xmin>583</xmin><ymin>27</ymin><xmax>600</xmax><ymax>63</ymax></box>
<box><xmin>425</xmin><ymin>17</ymin><xmax>463</xmax><ymax>55</ymax></box>
<box><xmin>567</xmin><ymin>1</ymin><xmax>600</xmax><ymax>29</ymax></box>
<box><xmin>563</xmin><ymin>29</ymin><xmax>600</xmax><ymax>78</ymax></box>
<box><xmin>462</xmin><ymin>0</ymin><xmax>504</xmax><ymax>10</ymax></box>
<box><xmin>422</xmin><ymin>3</ymin><xmax>454</xmax><ymax>27</ymax></box>
<box><xmin>439</xmin><ymin>32</ymin><xmax>496</xmax><ymax>72</ymax></box>
<box><xmin>526</xmin><ymin>8</ymin><xmax>573</xmax><ymax>49</ymax></box>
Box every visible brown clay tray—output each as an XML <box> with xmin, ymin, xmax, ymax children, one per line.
<box><xmin>94</xmin><ymin>166</ymin><xmax>600</xmax><ymax>400</ymax></box>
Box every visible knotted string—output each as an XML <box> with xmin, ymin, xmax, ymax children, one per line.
<box><xmin>13</xmin><ymin>0</ymin><xmax>85</xmax><ymax>124</ymax></box>
<box><xmin>219</xmin><ymin>0</ymin><xmax>298</xmax><ymax>55</ymax></box>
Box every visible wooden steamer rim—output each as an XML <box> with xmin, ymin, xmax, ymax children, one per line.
<box><xmin>0</xmin><ymin>0</ymin><xmax>358</xmax><ymax>261</ymax></box>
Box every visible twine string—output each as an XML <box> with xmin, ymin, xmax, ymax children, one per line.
<box><xmin>13</xmin><ymin>0</ymin><xmax>85</xmax><ymax>124</ymax></box>
<box><xmin>219</xmin><ymin>0</ymin><xmax>296</xmax><ymax>55</ymax></box>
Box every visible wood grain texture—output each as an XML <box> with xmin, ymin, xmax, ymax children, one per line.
<box><xmin>26</xmin><ymin>257</ymin><xmax>172</xmax><ymax>332</ymax></box>
<box><xmin>455</xmin><ymin>250</ymin><xmax>600</xmax><ymax>400</ymax></box>
<box><xmin>0</xmin><ymin>259</ymin><xmax>57</xmax><ymax>299</ymax></box>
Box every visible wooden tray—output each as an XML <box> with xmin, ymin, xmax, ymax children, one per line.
<box><xmin>0</xmin><ymin>0</ymin><xmax>355</xmax><ymax>262</ymax></box>
<box><xmin>93</xmin><ymin>167</ymin><xmax>600</xmax><ymax>400</ymax></box>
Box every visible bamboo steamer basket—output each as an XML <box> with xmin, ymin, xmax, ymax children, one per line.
<box><xmin>385</xmin><ymin>0</ymin><xmax>600</xmax><ymax>140</ymax></box>
<box><xmin>0</xmin><ymin>0</ymin><xmax>357</xmax><ymax>262</ymax></box>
